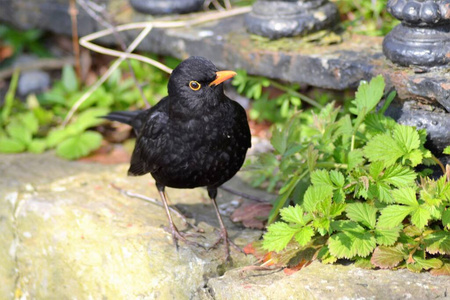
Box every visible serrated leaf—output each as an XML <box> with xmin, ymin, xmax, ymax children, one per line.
<box><xmin>310</xmin><ymin>169</ymin><xmax>333</xmax><ymax>187</ymax></box>
<box><xmin>444</xmin><ymin>146</ymin><xmax>450</xmax><ymax>155</ymax></box>
<box><xmin>392</xmin><ymin>187</ymin><xmax>417</xmax><ymax>206</ymax></box>
<box><xmin>330</xmin><ymin>170</ymin><xmax>345</xmax><ymax>188</ymax></box>
<box><xmin>0</xmin><ymin>138</ymin><xmax>26</xmax><ymax>153</ymax></box>
<box><xmin>303</xmin><ymin>185</ymin><xmax>333</xmax><ymax>213</ymax></box>
<box><xmin>392</xmin><ymin>125</ymin><xmax>420</xmax><ymax>152</ymax></box>
<box><xmin>369</xmin><ymin>161</ymin><xmax>385</xmax><ymax>179</ymax></box>
<box><xmin>330</xmin><ymin>203</ymin><xmax>346</xmax><ymax>217</ymax></box>
<box><xmin>364</xmin><ymin>133</ymin><xmax>403</xmax><ymax>167</ymax></box>
<box><xmin>71</xmin><ymin>107</ymin><xmax>110</xmax><ymax>132</ymax></box>
<box><xmin>380</xmin><ymin>164</ymin><xmax>416</xmax><ymax>187</ymax></box>
<box><xmin>55</xmin><ymin>131</ymin><xmax>103</xmax><ymax>160</ymax></box>
<box><xmin>317</xmin><ymin>246</ymin><xmax>337</xmax><ymax>264</ymax></box>
<box><xmin>430</xmin><ymin>263</ymin><xmax>450</xmax><ymax>276</ymax></box>
<box><xmin>329</xmin><ymin>231</ymin><xmax>376</xmax><ymax>258</ymax></box>
<box><xmin>410</xmin><ymin>206</ymin><xmax>431</xmax><ymax>229</ymax></box>
<box><xmin>413</xmin><ymin>257</ymin><xmax>443</xmax><ymax>270</ymax></box>
<box><xmin>331</xmin><ymin>220</ymin><xmax>365</xmax><ymax>232</ymax></box>
<box><xmin>280</xmin><ymin>205</ymin><xmax>306</xmax><ymax>225</ymax></box>
<box><xmin>377</xmin><ymin>205</ymin><xmax>414</xmax><ymax>229</ymax></box>
<box><xmin>306</xmin><ymin>145</ymin><xmax>319</xmax><ymax>172</ymax></box>
<box><xmin>375</xmin><ymin>227</ymin><xmax>402</xmax><ymax>246</ymax></box>
<box><xmin>346</xmin><ymin>203</ymin><xmax>377</xmax><ymax>229</ymax></box>
<box><xmin>371</xmin><ymin>245</ymin><xmax>406</xmax><ymax>268</ymax></box>
<box><xmin>351</xmin><ymin>75</ymin><xmax>385</xmax><ymax>116</ymax></box>
<box><xmin>424</xmin><ymin>231</ymin><xmax>450</xmax><ymax>255</ymax></box>
<box><xmin>312</xmin><ymin>217</ymin><xmax>331</xmax><ymax>235</ymax></box>
<box><xmin>443</xmin><ymin>210</ymin><xmax>450</xmax><ymax>229</ymax></box>
<box><xmin>294</xmin><ymin>226</ymin><xmax>314</xmax><ymax>246</ymax></box>
<box><xmin>348</xmin><ymin>149</ymin><xmax>364</xmax><ymax>170</ymax></box>
<box><xmin>262</xmin><ymin>222</ymin><xmax>298</xmax><ymax>252</ymax></box>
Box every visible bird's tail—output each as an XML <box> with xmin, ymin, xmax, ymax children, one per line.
<box><xmin>102</xmin><ymin>110</ymin><xmax>145</xmax><ymax>134</ymax></box>
<box><xmin>102</xmin><ymin>110</ymin><xmax>141</xmax><ymax>125</ymax></box>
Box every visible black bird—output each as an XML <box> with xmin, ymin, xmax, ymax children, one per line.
<box><xmin>104</xmin><ymin>56</ymin><xmax>251</xmax><ymax>258</ymax></box>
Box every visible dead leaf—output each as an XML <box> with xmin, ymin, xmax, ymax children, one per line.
<box><xmin>79</xmin><ymin>142</ymin><xmax>131</xmax><ymax>164</ymax></box>
<box><xmin>230</xmin><ymin>202</ymin><xmax>272</xmax><ymax>229</ymax></box>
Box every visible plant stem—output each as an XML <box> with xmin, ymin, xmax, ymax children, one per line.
<box><xmin>269</xmin><ymin>80</ymin><xmax>323</xmax><ymax>109</ymax></box>
<box><xmin>431</xmin><ymin>154</ymin><xmax>446</xmax><ymax>175</ymax></box>
<box><xmin>69</xmin><ymin>0</ymin><xmax>81</xmax><ymax>80</ymax></box>
<box><xmin>316</xmin><ymin>162</ymin><xmax>348</xmax><ymax>169</ymax></box>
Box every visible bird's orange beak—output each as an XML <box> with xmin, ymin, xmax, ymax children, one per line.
<box><xmin>209</xmin><ymin>70</ymin><xmax>237</xmax><ymax>87</ymax></box>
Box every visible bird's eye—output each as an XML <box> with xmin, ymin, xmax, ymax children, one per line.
<box><xmin>189</xmin><ymin>81</ymin><xmax>201</xmax><ymax>91</ymax></box>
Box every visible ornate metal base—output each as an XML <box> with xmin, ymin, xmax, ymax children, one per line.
<box><xmin>244</xmin><ymin>0</ymin><xmax>339</xmax><ymax>40</ymax></box>
<box><xmin>383</xmin><ymin>24</ymin><xmax>450</xmax><ymax>67</ymax></box>
<box><xmin>383</xmin><ymin>0</ymin><xmax>450</xmax><ymax>68</ymax></box>
<box><xmin>129</xmin><ymin>0</ymin><xmax>203</xmax><ymax>15</ymax></box>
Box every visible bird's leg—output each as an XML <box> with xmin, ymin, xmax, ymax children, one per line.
<box><xmin>157</xmin><ymin>183</ymin><xmax>205</xmax><ymax>249</ymax></box>
<box><xmin>208</xmin><ymin>187</ymin><xmax>243</xmax><ymax>260</ymax></box>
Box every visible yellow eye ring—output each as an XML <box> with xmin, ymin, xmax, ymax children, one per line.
<box><xmin>189</xmin><ymin>81</ymin><xmax>201</xmax><ymax>91</ymax></box>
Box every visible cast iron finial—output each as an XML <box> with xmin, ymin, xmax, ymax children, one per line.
<box><xmin>383</xmin><ymin>0</ymin><xmax>450</xmax><ymax>67</ymax></box>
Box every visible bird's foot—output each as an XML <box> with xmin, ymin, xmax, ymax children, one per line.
<box><xmin>209</xmin><ymin>229</ymin><xmax>243</xmax><ymax>261</ymax></box>
<box><xmin>167</xmin><ymin>224</ymin><xmax>206</xmax><ymax>250</ymax></box>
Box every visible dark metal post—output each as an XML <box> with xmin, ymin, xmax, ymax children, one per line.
<box><xmin>244</xmin><ymin>0</ymin><xmax>339</xmax><ymax>39</ymax></box>
<box><xmin>383</xmin><ymin>0</ymin><xmax>450</xmax><ymax>68</ymax></box>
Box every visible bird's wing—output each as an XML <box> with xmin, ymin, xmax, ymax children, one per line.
<box><xmin>231</xmin><ymin>100</ymin><xmax>252</xmax><ymax>149</ymax></box>
<box><xmin>128</xmin><ymin>97</ymin><xmax>170</xmax><ymax>176</ymax></box>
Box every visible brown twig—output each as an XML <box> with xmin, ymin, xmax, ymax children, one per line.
<box><xmin>77</xmin><ymin>0</ymin><xmax>150</xmax><ymax>108</ymax></box>
<box><xmin>69</xmin><ymin>0</ymin><xmax>82</xmax><ymax>79</ymax></box>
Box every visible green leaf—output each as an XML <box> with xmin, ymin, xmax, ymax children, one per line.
<box><xmin>392</xmin><ymin>187</ymin><xmax>417</xmax><ymax>206</ymax></box>
<box><xmin>329</xmin><ymin>231</ymin><xmax>376</xmax><ymax>258</ymax></box>
<box><xmin>271</xmin><ymin>126</ymin><xmax>287</xmax><ymax>154</ymax></box>
<box><xmin>62</xmin><ymin>65</ymin><xmax>79</xmax><ymax>93</ymax></box>
<box><xmin>20</xmin><ymin>112</ymin><xmax>39</xmax><ymax>134</ymax></box>
<box><xmin>303</xmin><ymin>185</ymin><xmax>333</xmax><ymax>213</ymax></box>
<box><xmin>430</xmin><ymin>263</ymin><xmax>450</xmax><ymax>276</ymax></box>
<box><xmin>330</xmin><ymin>170</ymin><xmax>345</xmax><ymax>188</ymax></box>
<box><xmin>443</xmin><ymin>210</ymin><xmax>450</xmax><ymax>229</ymax></box>
<box><xmin>351</xmin><ymin>75</ymin><xmax>385</xmax><ymax>116</ymax></box>
<box><xmin>306</xmin><ymin>145</ymin><xmax>319</xmax><ymax>172</ymax></box>
<box><xmin>364</xmin><ymin>133</ymin><xmax>403</xmax><ymax>167</ymax></box>
<box><xmin>6</xmin><ymin>120</ymin><xmax>32</xmax><ymax>145</ymax></box>
<box><xmin>28</xmin><ymin>139</ymin><xmax>47</xmax><ymax>153</ymax></box>
<box><xmin>444</xmin><ymin>146</ymin><xmax>450</xmax><ymax>155</ymax></box>
<box><xmin>371</xmin><ymin>245</ymin><xmax>406</xmax><ymax>269</ymax></box>
<box><xmin>280</xmin><ymin>205</ymin><xmax>307</xmax><ymax>225</ymax></box>
<box><xmin>377</xmin><ymin>205</ymin><xmax>415</xmax><ymax>229</ymax></box>
<box><xmin>413</xmin><ymin>257</ymin><xmax>443</xmax><ymax>270</ymax></box>
<box><xmin>55</xmin><ymin>131</ymin><xmax>103</xmax><ymax>160</ymax></box>
<box><xmin>380</xmin><ymin>164</ymin><xmax>416</xmax><ymax>187</ymax></box>
<box><xmin>346</xmin><ymin>203</ymin><xmax>377</xmax><ymax>229</ymax></box>
<box><xmin>0</xmin><ymin>138</ymin><xmax>26</xmax><ymax>153</ymax></box>
<box><xmin>310</xmin><ymin>169</ymin><xmax>333</xmax><ymax>187</ymax></box>
<box><xmin>317</xmin><ymin>246</ymin><xmax>337</xmax><ymax>264</ymax></box>
<box><xmin>375</xmin><ymin>227</ymin><xmax>402</xmax><ymax>246</ymax></box>
<box><xmin>294</xmin><ymin>226</ymin><xmax>314</xmax><ymax>246</ymax></box>
<box><xmin>262</xmin><ymin>222</ymin><xmax>298</xmax><ymax>252</ymax></box>
<box><xmin>392</xmin><ymin>124</ymin><xmax>419</xmax><ymax>151</ymax></box>
<box><xmin>424</xmin><ymin>231</ymin><xmax>450</xmax><ymax>255</ymax></box>
<box><xmin>348</xmin><ymin>149</ymin><xmax>364</xmax><ymax>170</ymax></box>
<box><xmin>71</xmin><ymin>107</ymin><xmax>110</xmax><ymax>132</ymax></box>
<box><xmin>410</xmin><ymin>206</ymin><xmax>431</xmax><ymax>229</ymax></box>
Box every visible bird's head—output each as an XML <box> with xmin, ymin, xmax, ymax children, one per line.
<box><xmin>167</xmin><ymin>56</ymin><xmax>236</xmax><ymax>110</ymax></box>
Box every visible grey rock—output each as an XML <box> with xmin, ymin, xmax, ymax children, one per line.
<box><xmin>18</xmin><ymin>70</ymin><xmax>51</xmax><ymax>96</ymax></box>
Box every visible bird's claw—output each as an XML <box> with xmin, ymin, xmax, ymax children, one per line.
<box><xmin>167</xmin><ymin>225</ymin><xmax>206</xmax><ymax>250</ymax></box>
<box><xmin>209</xmin><ymin>229</ymin><xmax>243</xmax><ymax>261</ymax></box>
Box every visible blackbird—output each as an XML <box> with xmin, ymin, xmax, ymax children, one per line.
<box><xmin>104</xmin><ymin>56</ymin><xmax>251</xmax><ymax>258</ymax></box>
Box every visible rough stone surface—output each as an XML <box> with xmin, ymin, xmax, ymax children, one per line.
<box><xmin>207</xmin><ymin>262</ymin><xmax>450</xmax><ymax>300</ymax></box>
<box><xmin>2</xmin><ymin>153</ymin><xmax>450</xmax><ymax>299</ymax></box>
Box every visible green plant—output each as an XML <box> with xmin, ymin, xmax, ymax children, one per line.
<box><xmin>232</xmin><ymin>69</ymin><xmax>323</xmax><ymax>123</ymax></box>
<box><xmin>254</xmin><ymin>75</ymin><xmax>450</xmax><ymax>274</ymax></box>
<box><xmin>0</xmin><ymin>57</ymin><xmax>174</xmax><ymax>159</ymax></box>
<box><xmin>335</xmin><ymin>0</ymin><xmax>400</xmax><ymax>36</ymax></box>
